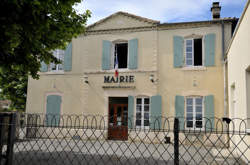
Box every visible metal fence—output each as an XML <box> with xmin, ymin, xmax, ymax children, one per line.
<box><xmin>1</xmin><ymin>113</ymin><xmax>250</xmax><ymax>165</ymax></box>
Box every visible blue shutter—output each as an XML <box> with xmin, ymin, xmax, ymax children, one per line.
<box><xmin>102</xmin><ymin>40</ymin><xmax>111</xmax><ymax>70</ymax></box>
<box><xmin>204</xmin><ymin>33</ymin><xmax>215</xmax><ymax>66</ymax></box>
<box><xmin>173</xmin><ymin>36</ymin><xmax>184</xmax><ymax>68</ymax></box>
<box><xmin>46</xmin><ymin>95</ymin><xmax>62</xmax><ymax>126</ymax></box>
<box><xmin>64</xmin><ymin>42</ymin><xmax>72</xmax><ymax>71</ymax></box>
<box><xmin>175</xmin><ymin>95</ymin><xmax>185</xmax><ymax>130</ymax></box>
<box><xmin>204</xmin><ymin>95</ymin><xmax>214</xmax><ymax>130</ymax></box>
<box><xmin>150</xmin><ymin>95</ymin><xmax>162</xmax><ymax>130</ymax></box>
<box><xmin>128</xmin><ymin>96</ymin><xmax>134</xmax><ymax>129</ymax></box>
<box><xmin>128</xmin><ymin>38</ymin><xmax>138</xmax><ymax>69</ymax></box>
<box><xmin>40</xmin><ymin>61</ymin><xmax>48</xmax><ymax>72</ymax></box>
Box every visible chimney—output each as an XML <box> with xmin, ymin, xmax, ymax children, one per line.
<box><xmin>211</xmin><ymin>2</ymin><xmax>221</xmax><ymax>19</ymax></box>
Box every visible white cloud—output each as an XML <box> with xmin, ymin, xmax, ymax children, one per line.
<box><xmin>74</xmin><ymin>0</ymin><xmax>247</xmax><ymax>25</ymax></box>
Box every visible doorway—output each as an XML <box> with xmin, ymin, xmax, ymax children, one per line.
<box><xmin>108</xmin><ymin>97</ymin><xmax>128</xmax><ymax>140</ymax></box>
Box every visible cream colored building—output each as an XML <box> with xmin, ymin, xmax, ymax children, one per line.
<box><xmin>26</xmin><ymin>3</ymin><xmax>237</xmax><ymax>140</ymax></box>
<box><xmin>227</xmin><ymin>0</ymin><xmax>250</xmax><ymax>128</ymax></box>
<box><xmin>226</xmin><ymin>0</ymin><xmax>250</xmax><ymax>162</ymax></box>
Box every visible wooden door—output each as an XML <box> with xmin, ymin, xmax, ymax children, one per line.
<box><xmin>108</xmin><ymin>104</ymin><xmax>128</xmax><ymax>140</ymax></box>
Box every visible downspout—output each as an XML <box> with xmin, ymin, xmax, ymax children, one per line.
<box><xmin>221</xmin><ymin>20</ymin><xmax>227</xmax><ymax>117</ymax></box>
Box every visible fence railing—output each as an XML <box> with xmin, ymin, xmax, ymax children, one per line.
<box><xmin>1</xmin><ymin>113</ymin><xmax>250</xmax><ymax>165</ymax></box>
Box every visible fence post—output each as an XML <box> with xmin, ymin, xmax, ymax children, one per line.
<box><xmin>6</xmin><ymin>113</ymin><xmax>17</xmax><ymax>165</ymax></box>
<box><xmin>0</xmin><ymin>114</ymin><xmax>4</xmax><ymax>163</ymax></box>
<box><xmin>174</xmin><ymin>118</ymin><xmax>179</xmax><ymax>165</ymax></box>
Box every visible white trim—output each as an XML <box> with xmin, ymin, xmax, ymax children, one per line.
<box><xmin>135</xmin><ymin>97</ymin><xmax>150</xmax><ymax>129</ymax></box>
<box><xmin>48</xmin><ymin>49</ymin><xmax>65</xmax><ymax>72</ymax></box>
<box><xmin>184</xmin><ymin>37</ymin><xmax>204</xmax><ymax>67</ymax></box>
<box><xmin>185</xmin><ymin>96</ymin><xmax>204</xmax><ymax>130</ymax></box>
<box><xmin>110</xmin><ymin>41</ymin><xmax>129</xmax><ymax>70</ymax></box>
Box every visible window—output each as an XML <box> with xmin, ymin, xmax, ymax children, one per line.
<box><xmin>186</xmin><ymin>97</ymin><xmax>203</xmax><ymax>129</ymax></box>
<box><xmin>185</xmin><ymin>38</ymin><xmax>203</xmax><ymax>66</ymax></box>
<box><xmin>49</xmin><ymin>49</ymin><xmax>64</xmax><ymax>71</ymax></box>
<box><xmin>112</xmin><ymin>42</ymin><xmax>128</xmax><ymax>69</ymax></box>
<box><xmin>136</xmin><ymin>97</ymin><xmax>150</xmax><ymax>128</ymax></box>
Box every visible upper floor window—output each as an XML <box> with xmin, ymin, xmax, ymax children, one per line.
<box><xmin>186</xmin><ymin>96</ymin><xmax>203</xmax><ymax>129</ymax></box>
<box><xmin>185</xmin><ymin>38</ymin><xmax>203</xmax><ymax>66</ymax></box>
<box><xmin>136</xmin><ymin>97</ymin><xmax>150</xmax><ymax>128</ymax></box>
<box><xmin>112</xmin><ymin>42</ymin><xmax>128</xmax><ymax>69</ymax></box>
<box><xmin>102</xmin><ymin>39</ymin><xmax>138</xmax><ymax>70</ymax></box>
<box><xmin>173</xmin><ymin>34</ymin><xmax>215</xmax><ymax>68</ymax></box>
<box><xmin>49</xmin><ymin>49</ymin><xmax>64</xmax><ymax>71</ymax></box>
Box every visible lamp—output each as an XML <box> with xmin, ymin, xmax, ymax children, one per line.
<box><xmin>83</xmin><ymin>75</ymin><xmax>88</xmax><ymax>84</ymax></box>
<box><xmin>149</xmin><ymin>74</ymin><xmax>154</xmax><ymax>83</ymax></box>
<box><xmin>149</xmin><ymin>74</ymin><xmax>158</xmax><ymax>83</ymax></box>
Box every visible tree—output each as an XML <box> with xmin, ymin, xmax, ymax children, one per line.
<box><xmin>0</xmin><ymin>0</ymin><xmax>90</xmax><ymax>111</ymax></box>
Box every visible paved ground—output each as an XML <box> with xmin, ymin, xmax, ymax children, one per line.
<box><xmin>4</xmin><ymin>138</ymin><xmax>244</xmax><ymax>165</ymax></box>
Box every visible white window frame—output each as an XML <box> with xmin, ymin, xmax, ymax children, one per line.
<box><xmin>136</xmin><ymin>97</ymin><xmax>150</xmax><ymax>129</ymax></box>
<box><xmin>185</xmin><ymin>96</ymin><xmax>204</xmax><ymax>130</ymax></box>
<box><xmin>49</xmin><ymin>49</ymin><xmax>64</xmax><ymax>72</ymax></box>
<box><xmin>111</xmin><ymin>41</ymin><xmax>129</xmax><ymax>70</ymax></box>
<box><xmin>184</xmin><ymin>38</ymin><xmax>204</xmax><ymax>67</ymax></box>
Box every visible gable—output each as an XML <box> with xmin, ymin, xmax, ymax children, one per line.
<box><xmin>87</xmin><ymin>12</ymin><xmax>159</xmax><ymax>31</ymax></box>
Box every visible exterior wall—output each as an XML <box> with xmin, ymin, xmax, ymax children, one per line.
<box><xmin>158</xmin><ymin>24</ymin><xmax>230</xmax><ymax>118</ymax></box>
<box><xmin>227</xmin><ymin>1</ymin><xmax>250</xmax><ymax>162</ymax></box>
<box><xmin>228</xmin><ymin>2</ymin><xmax>250</xmax><ymax>121</ymax></box>
<box><xmin>26</xmin><ymin>29</ymin><xmax>158</xmax><ymax>117</ymax></box>
<box><xmin>26</xmin><ymin>14</ymin><xmax>233</xmax><ymax>133</ymax></box>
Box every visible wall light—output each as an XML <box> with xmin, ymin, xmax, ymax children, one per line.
<box><xmin>149</xmin><ymin>74</ymin><xmax>158</xmax><ymax>83</ymax></box>
<box><xmin>149</xmin><ymin>74</ymin><xmax>154</xmax><ymax>83</ymax></box>
<box><xmin>83</xmin><ymin>75</ymin><xmax>88</xmax><ymax>84</ymax></box>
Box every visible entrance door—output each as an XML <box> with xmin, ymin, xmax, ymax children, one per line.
<box><xmin>108</xmin><ymin>104</ymin><xmax>128</xmax><ymax>140</ymax></box>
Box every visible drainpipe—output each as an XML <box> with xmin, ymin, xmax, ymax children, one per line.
<box><xmin>221</xmin><ymin>20</ymin><xmax>227</xmax><ymax>117</ymax></box>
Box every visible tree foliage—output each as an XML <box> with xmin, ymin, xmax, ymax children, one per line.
<box><xmin>0</xmin><ymin>0</ymin><xmax>90</xmax><ymax>111</ymax></box>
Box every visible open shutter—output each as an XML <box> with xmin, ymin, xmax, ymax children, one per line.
<box><xmin>46</xmin><ymin>95</ymin><xmax>61</xmax><ymax>126</ymax></box>
<box><xmin>204</xmin><ymin>95</ymin><xmax>214</xmax><ymax>130</ymax></box>
<box><xmin>150</xmin><ymin>95</ymin><xmax>162</xmax><ymax>130</ymax></box>
<box><xmin>175</xmin><ymin>95</ymin><xmax>185</xmax><ymax>130</ymax></box>
<box><xmin>40</xmin><ymin>61</ymin><xmax>48</xmax><ymax>72</ymax></box>
<box><xmin>128</xmin><ymin>38</ymin><xmax>138</xmax><ymax>69</ymax></box>
<box><xmin>64</xmin><ymin>42</ymin><xmax>72</xmax><ymax>71</ymax></box>
<box><xmin>102</xmin><ymin>40</ymin><xmax>111</xmax><ymax>70</ymax></box>
<box><xmin>204</xmin><ymin>33</ymin><xmax>215</xmax><ymax>66</ymax></box>
<box><xmin>128</xmin><ymin>96</ymin><xmax>134</xmax><ymax>129</ymax></box>
<box><xmin>173</xmin><ymin>36</ymin><xmax>184</xmax><ymax>68</ymax></box>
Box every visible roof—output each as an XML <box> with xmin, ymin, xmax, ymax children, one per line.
<box><xmin>159</xmin><ymin>17</ymin><xmax>238</xmax><ymax>27</ymax></box>
<box><xmin>86</xmin><ymin>11</ymin><xmax>238</xmax><ymax>34</ymax></box>
<box><xmin>87</xmin><ymin>11</ymin><xmax>160</xmax><ymax>30</ymax></box>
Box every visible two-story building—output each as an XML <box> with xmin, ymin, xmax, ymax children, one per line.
<box><xmin>26</xmin><ymin>2</ymin><xmax>237</xmax><ymax>140</ymax></box>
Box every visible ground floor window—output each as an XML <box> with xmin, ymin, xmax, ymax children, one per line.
<box><xmin>136</xmin><ymin>97</ymin><xmax>150</xmax><ymax>128</ymax></box>
<box><xmin>186</xmin><ymin>96</ymin><xmax>203</xmax><ymax>129</ymax></box>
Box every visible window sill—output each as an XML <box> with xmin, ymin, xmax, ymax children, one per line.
<box><xmin>40</xmin><ymin>71</ymin><xmax>64</xmax><ymax>75</ymax></box>
<box><xmin>182</xmin><ymin>66</ymin><xmax>207</xmax><ymax>71</ymax></box>
<box><xmin>108</xmin><ymin>68</ymin><xmax>130</xmax><ymax>72</ymax></box>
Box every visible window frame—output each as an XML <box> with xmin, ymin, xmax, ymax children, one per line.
<box><xmin>185</xmin><ymin>96</ymin><xmax>204</xmax><ymax>130</ymax></box>
<box><xmin>184</xmin><ymin>37</ymin><xmax>204</xmax><ymax>67</ymax></box>
<box><xmin>135</xmin><ymin>97</ymin><xmax>150</xmax><ymax>129</ymax></box>
<box><xmin>111</xmin><ymin>41</ymin><xmax>129</xmax><ymax>70</ymax></box>
<box><xmin>49</xmin><ymin>49</ymin><xmax>64</xmax><ymax>72</ymax></box>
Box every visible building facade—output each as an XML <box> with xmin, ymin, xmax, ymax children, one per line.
<box><xmin>227</xmin><ymin>0</ymin><xmax>250</xmax><ymax>128</ymax></box>
<box><xmin>26</xmin><ymin>3</ymin><xmax>237</xmax><ymax>140</ymax></box>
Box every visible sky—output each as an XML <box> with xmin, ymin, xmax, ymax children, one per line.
<box><xmin>74</xmin><ymin>0</ymin><xmax>248</xmax><ymax>25</ymax></box>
